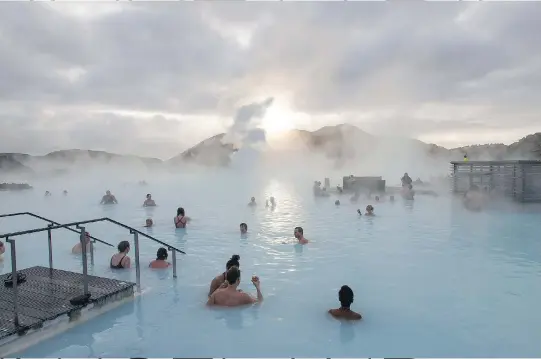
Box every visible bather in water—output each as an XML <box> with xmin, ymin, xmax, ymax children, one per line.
<box><xmin>294</xmin><ymin>226</ymin><xmax>308</xmax><ymax>244</ymax></box>
<box><xmin>248</xmin><ymin>197</ymin><xmax>257</xmax><ymax>206</ymax></box>
<box><xmin>72</xmin><ymin>232</ymin><xmax>91</xmax><ymax>254</ymax></box>
<box><xmin>149</xmin><ymin>247</ymin><xmax>170</xmax><ymax>269</ymax></box>
<box><xmin>144</xmin><ymin>218</ymin><xmax>153</xmax><ymax>227</ymax></box>
<box><xmin>208</xmin><ymin>254</ymin><xmax>241</xmax><ymax>296</ymax></box>
<box><xmin>240</xmin><ymin>223</ymin><xmax>248</xmax><ymax>234</ymax></box>
<box><xmin>143</xmin><ymin>194</ymin><xmax>156</xmax><ymax>207</ymax></box>
<box><xmin>100</xmin><ymin>190</ymin><xmax>118</xmax><ymax>204</ymax></box>
<box><xmin>206</xmin><ymin>267</ymin><xmax>263</xmax><ymax>307</ymax></box>
<box><xmin>110</xmin><ymin>241</ymin><xmax>131</xmax><ymax>269</ymax></box>
<box><xmin>365</xmin><ymin>205</ymin><xmax>375</xmax><ymax>216</ymax></box>
<box><xmin>328</xmin><ymin>285</ymin><xmax>362</xmax><ymax>321</ymax></box>
<box><xmin>174</xmin><ymin>207</ymin><xmax>190</xmax><ymax>228</ymax></box>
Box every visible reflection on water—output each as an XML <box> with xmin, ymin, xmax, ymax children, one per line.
<box><xmin>1</xmin><ymin>173</ymin><xmax>539</xmax><ymax>357</ymax></box>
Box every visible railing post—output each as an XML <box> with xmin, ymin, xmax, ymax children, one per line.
<box><xmin>7</xmin><ymin>238</ymin><xmax>20</xmax><ymax>327</ymax></box>
<box><xmin>133</xmin><ymin>232</ymin><xmax>141</xmax><ymax>292</ymax></box>
<box><xmin>79</xmin><ymin>227</ymin><xmax>89</xmax><ymax>296</ymax></box>
<box><xmin>171</xmin><ymin>248</ymin><xmax>177</xmax><ymax>278</ymax></box>
<box><xmin>89</xmin><ymin>239</ymin><xmax>95</xmax><ymax>266</ymax></box>
<box><xmin>47</xmin><ymin>224</ymin><xmax>53</xmax><ymax>271</ymax></box>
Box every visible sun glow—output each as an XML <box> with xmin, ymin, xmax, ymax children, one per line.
<box><xmin>260</xmin><ymin>104</ymin><xmax>296</xmax><ymax>137</ymax></box>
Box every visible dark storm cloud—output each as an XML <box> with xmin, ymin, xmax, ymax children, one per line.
<box><xmin>0</xmin><ymin>2</ymin><xmax>540</xmax><ymax>155</ymax></box>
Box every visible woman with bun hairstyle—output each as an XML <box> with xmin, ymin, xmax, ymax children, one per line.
<box><xmin>208</xmin><ymin>254</ymin><xmax>240</xmax><ymax>296</ymax></box>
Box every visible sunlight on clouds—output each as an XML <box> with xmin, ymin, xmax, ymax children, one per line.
<box><xmin>45</xmin><ymin>2</ymin><xmax>125</xmax><ymax>20</ymax></box>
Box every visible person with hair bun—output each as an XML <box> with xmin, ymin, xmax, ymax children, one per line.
<box><xmin>149</xmin><ymin>247</ymin><xmax>170</xmax><ymax>269</ymax></box>
<box><xmin>208</xmin><ymin>254</ymin><xmax>240</xmax><ymax>296</ymax></box>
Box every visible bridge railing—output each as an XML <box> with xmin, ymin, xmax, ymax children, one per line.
<box><xmin>0</xmin><ymin>216</ymin><xmax>186</xmax><ymax>327</ymax></box>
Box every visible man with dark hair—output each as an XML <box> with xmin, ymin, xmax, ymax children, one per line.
<box><xmin>294</xmin><ymin>226</ymin><xmax>308</xmax><ymax>244</ymax></box>
<box><xmin>328</xmin><ymin>285</ymin><xmax>362</xmax><ymax>320</ymax></box>
<box><xmin>207</xmin><ymin>267</ymin><xmax>263</xmax><ymax>307</ymax></box>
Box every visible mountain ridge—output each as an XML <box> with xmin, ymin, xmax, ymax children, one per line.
<box><xmin>1</xmin><ymin>124</ymin><xmax>540</xmax><ymax>175</ymax></box>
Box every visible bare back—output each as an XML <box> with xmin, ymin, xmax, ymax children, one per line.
<box><xmin>207</xmin><ymin>287</ymin><xmax>254</xmax><ymax>307</ymax></box>
<box><xmin>328</xmin><ymin>308</ymin><xmax>362</xmax><ymax>321</ymax></box>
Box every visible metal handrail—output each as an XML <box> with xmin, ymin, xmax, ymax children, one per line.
<box><xmin>0</xmin><ymin>212</ymin><xmax>113</xmax><ymax>247</ymax></box>
<box><xmin>3</xmin><ymin>217</ymin><xmax>186</xmax><ymax>327</ymax></box>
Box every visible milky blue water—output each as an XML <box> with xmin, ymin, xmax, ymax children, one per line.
<box><xmin>1</xmin><ymin>170</ymin><xmax>540</xmax><ymax>357</ymax></box>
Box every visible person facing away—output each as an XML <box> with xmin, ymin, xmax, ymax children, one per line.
<box><xmin>174</xmin><ymin>207</ymin><xmax>190</xmax><ymax>228</ymax></box>
<box><xmin>101</xmin><ymin>190</ymin><xmax>118</xmax><ymax>204</ymax></box>
<box><xmin>143</xmin><ymin>194</ymin><xmax>156</xmax><ymax>207</ymax></box>
<box><xmin>248</xmin><ymin>197</ymin><xmax>257</xmax><ymax>206</ymax></box>
<box><xmin>207</xmin><ymin>267</ymin><xmax>263</xmax><ymax>307</ymax></box>
<box><xmin>328</xmin><ymin>285</ymin><xmax>362</xmax><ymax>321</ymax></box>
<box><xmin>294</xmin><ymin>226</ymin><xmax>308</xmax><ymax>244</ymax></box>
<box><xmin>110</xmin><ymin>240</ymin><xmax>131</xmax><ymax>269</ymax></box>
<box><xmin>401</xmin><ymin>173</ymin><xmax>412</xmax><ymax>187</ymax></box>
<box><xmin>149</xmin><ymin>247</ymin><xmax>170</xmax><ymax>269</ymax></box>
<box><xmin>240</xmin><ymin>223</ymin><xmax>248</xmax><ymax>234</ymax></box>
<box><xmin>72</xmin><ymin>232</ymin><xmax>91</xmax><ymax>254</ymax></box>
<box><xmin>208</xmin><ymin>254</ymin><xmax>240</xmax><ymax>296</ymax></box>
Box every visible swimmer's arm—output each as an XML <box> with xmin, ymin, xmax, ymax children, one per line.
<box><xmin>245</xmin><ymin>287</ymin><xmax>263</xmax><ymax>304</ymax></box>
<box><xmin>123</xmin><ymin>256</ymin><xmax>131</xmax><ymax>269</ymax></box>
<box><xmin>206</xmin><ymin>293</ymin><xmax>216</xmax><ymax>306</ymax></box>
<box><xmin>208</xmin><ymin>278</ymin><xmax>220</xmax><ymax>297</ymax></box>
<box><xmin>113</xmin><ymin>196</ymin><xmax>118</xmax><ymax>204</ymax></box>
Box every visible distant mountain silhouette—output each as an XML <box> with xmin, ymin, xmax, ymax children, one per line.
<box><xmin>1</xmin><ymin>125</ymin><xmax>540</xmax><ymax>175</ymax></box>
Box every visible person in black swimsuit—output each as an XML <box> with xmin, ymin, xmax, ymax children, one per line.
<box><xmin>110</xmin><ymin>240</ymin><xmax>131</xmax><ymax>269</ymax></box>
<box><xmin>208</xmin><ymin>254</ymin><xmax>240</xmax><ymax>296</ymax></box>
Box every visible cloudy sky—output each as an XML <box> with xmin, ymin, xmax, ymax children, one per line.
<box><xmin>1</xmin><ymin>2</ymin><xmax>540</xmax><ymax>158</ymax></box>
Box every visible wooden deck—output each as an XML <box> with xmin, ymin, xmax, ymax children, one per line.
<box><xmin>0</xmin><ymin>266</ymin><xmax>135</xmax><ymax>345</ymax></box>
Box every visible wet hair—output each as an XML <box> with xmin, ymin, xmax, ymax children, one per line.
<box><xmin>147</xmin><ymin>193</ymin><xmax>151</xmax><ymax>198</ymax></box>
<box><xmin>177</xmin><ymin>207</ymin><xmax>185</xmax><ymax>216</ymax></box>
<box><xmin>295</xmin><ymin>226</ymin><xmax>303</xmax><ymax>235</ymax></box>
<box><xmin>339</xmin><ymin>285</ymin><xmax>354</xmax><ymax>308</ymax></box>
<box><xmin>226</xmin><ymin>266</ymin><xmax>241</xmax><ymax>285</ymax></box>
<box><xmin>335</xmin><ymin>200</ymin><xmax>340</xmax><ymax>205</ymax></box>
<box><xmin>156</xmin><ymin>247</ymin><xmax>168</xmax><ymax>260</ymax></box>
<box><xmin>226</xmin><ymin>254</ymin><xmax>240</xmax><ymax>270</ymax></box>
<box><xmin>118</xmin><ymin>240</ymin><xmax>130</xmax><ymax>253</ymax></box>
<box><xmin>366</xmin><ymin>205</ymin><xmax>374</xmax><ymax>211</ymax></box>
<box><xmin>240</xmin><ymin>223</ymin><xmax>248</xmax><ymax>230</ymax></box>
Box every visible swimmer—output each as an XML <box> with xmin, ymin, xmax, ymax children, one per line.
<box><xmin>207</xmin><ymin>267</ymin><xmax>263</xmax><ymax>307</ymax></box>
<box><xmin>266</xmin><ymin>196</ymin><xmax>276</xmax><ymax>208</ymax></box>
<box><xmin>100</xmin><ymin>190</ymin><xmax>118</xmax><ymax>204</ymax></box>
<box><xmin>208</xmin><ymin>254</ymin><xmax>241</xmax><ymax>296</ymax></box>
<box><xmin>110</xmin><ymin>241</ymin><xmax>131</xmax><ymax>269</ymax></box>
<box><xmin>174</xmin><ymin>207</ymin><xmax>190</xmax><ymax>228</ymax></box>
<box><xmin>63</xmin><ymin>190</ymin><xmax>68</xmax><ymax>196</ymax></box>
<box><xmin>45</xmin><ymin>191</ymin><xmax>51</xmax><ymax>197</ymax></box>
<box><xmin>144</xmin><ymin>218</ymin><xmax>153</xmax><ymax>227</ymax></box>
<box><xmin>240</xmin><ymin>223</ymin><xmax>248</xmax><ymax>234</ymax></box>
<box><xmin>143</xmin><ymin>194</ymin><xmax>156</xmax><ymax>207</ymax></box>
<box><xmin>365</xmin><ymin>205</ymin><xmax>375</xmax><ymax>216</ymax></box>
<box><xmin>294</xmin><ymin>226</ymin><xmax>308</xmax><ymax>244</ymax></box>
<box><xmin>71</xmin><ymin>232</ymin><xmax>91</xmax><ymax>254</ymax></box>
<box><xmin>328</xmin><ymin>285</ymin><xmax>362</xmax><ymax>321</ymax></box>
<box><xmin>357</xmin><ymin>209</ymin><xmax>362</xmax><ymax>216</ymax></box>
<box><xmin>248</xmin><ymin>197</ymin><xmax>257</xmax><ymax>206</ymax></box>
<box><xmin>335</xmin><ymin>200</ymin><xmax>340</xmax><ymax>206</ymax></box>
<box><xmin>149</xmin><ymin>247</ymin><xmax>170</xmax><ymax>269</ymax></box>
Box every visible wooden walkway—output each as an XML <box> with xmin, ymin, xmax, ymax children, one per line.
<box><xmin>0</xmin><ymin>266</ymin><xmax>135</xmax><ymax>341</ymax></box>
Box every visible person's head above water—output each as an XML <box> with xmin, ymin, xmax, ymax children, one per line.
<box><xmin>146</xmin><ymin>194</ymin><xmax>151</xmax><ymax>199</ymax></box>
<box><xmin>226</xmin><ymin>266</ymin><xmax>241</xmax><ymax>285</ymax></box>
<box><xmin>177</xmin><ymin>207</ymin><xmax>185</xmax><ymax>216</ymax></box>
<box><xmin>84</xmin><ymin>232</ymin><xmax>91</xmax><ymax>243</ymax></box>
<box><xmin>335</xmin><ymin>200</ymin><xmax>340</xmax><ymax>205</ymax></box>
<box><xmin>366</xmin><ymin>205</ymin><xmax>374</xmax><ymax>213</ymax></box>
<box><xmin>156</xmin><ymin>247</ymin><xmax>168</xmax><ymax>261</ymax></box>
<box><xmin>250</xmin><ymin>197</ymin><xmax>255</xmax><ymax>203</ymax></box>
<box><xmin>294</xmin><ymin>226</ymin><xmax>304</xmax><ymax>239</ymax></box>
<box><xmin>338</xmin><ymin>285</ymin><xmax>355</xmax><ymax>308</ymax></box>
<box><xmin>106</xmin><ymin>190</ymin><xmax>111</xmax><ymax>196</ymax></box>
<box><xmin>145</xmin><ymin>218</ymin><xmax>153</xmax><ymax>227</ymax></box>
<box><xmin>226</xmin><ymin>254</ymin><xmax>240</xmax><ymax>270</ymax></box>
<box><xmin>240</xmin><ymin>223</ymin><xmax>248</xmax><ymax>234</ymax></box>
<box><xmin>118</xmin><ymin>240</ymin><xmax>130</xmax><ymax>253</ymax></box>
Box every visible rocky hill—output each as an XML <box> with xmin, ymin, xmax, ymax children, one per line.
<box><xmin>1</xmin><ymin>125</ymin><xmax>540</xmax><ymax>175</ymax></box>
